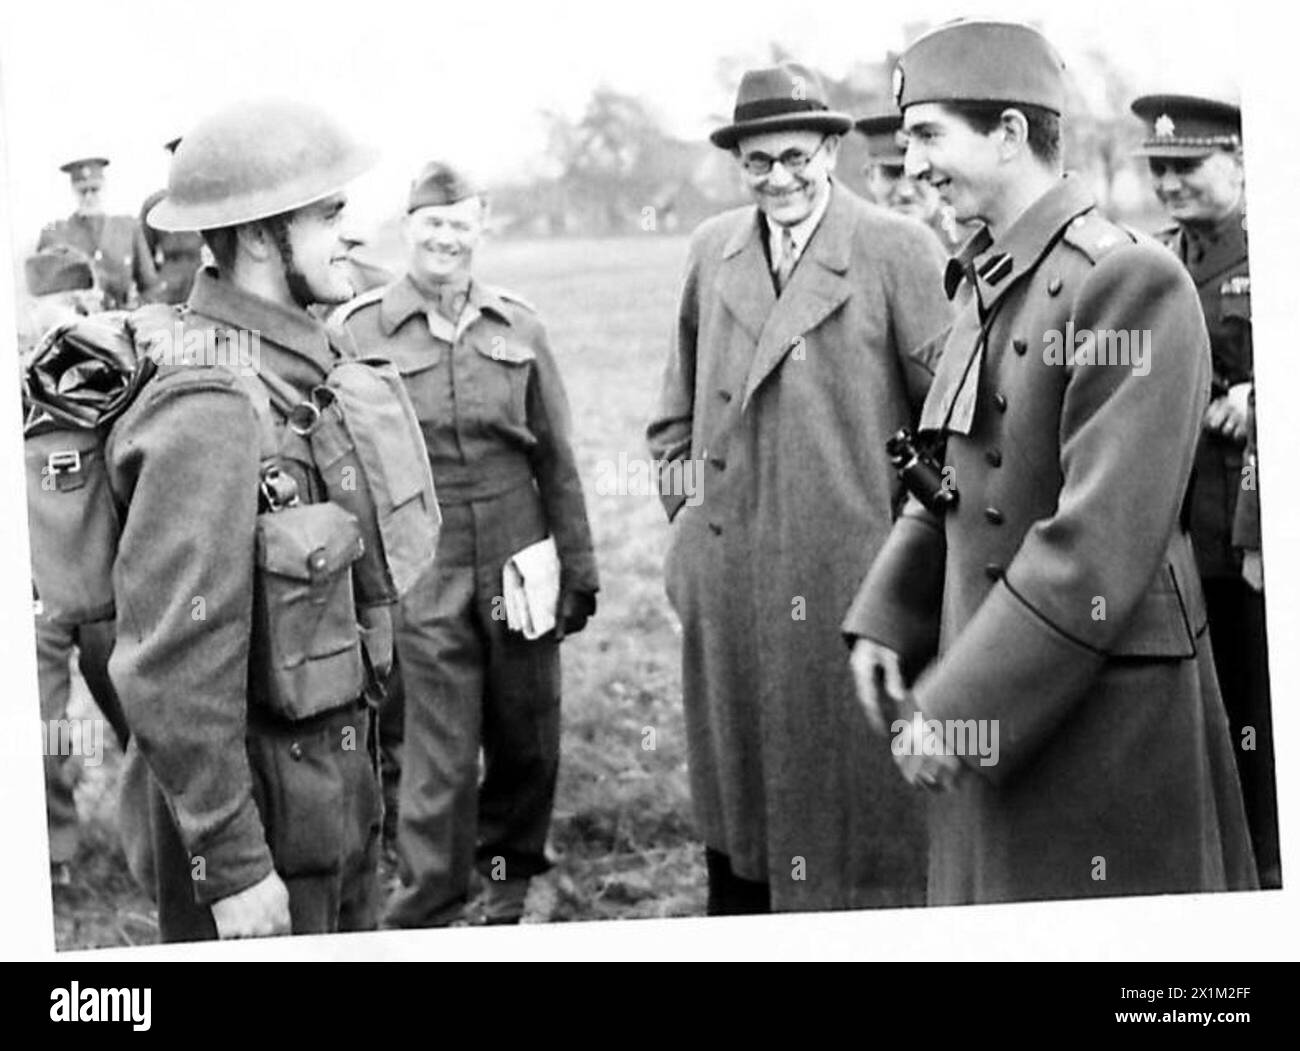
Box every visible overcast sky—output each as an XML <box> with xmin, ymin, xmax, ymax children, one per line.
<box><xmin>0</xmin><ymin>0</ymin><xmax>1268</xmax><ymax>248</ymax></box>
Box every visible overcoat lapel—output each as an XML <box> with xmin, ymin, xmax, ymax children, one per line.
<box><xmin>741</xmin><ymin>185</ymin><xmax>854</xmax><ymax>409</ymax></box>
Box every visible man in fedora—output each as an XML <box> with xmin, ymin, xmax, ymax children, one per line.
<box><xmin>844</xmin><ymin>21</ymin><xmax>1257</xmax><ymax>904</ymax></box>
<box><xmin>1131</xmin><ymin>93</ymin><xmax>1278</xmax><ymax>887</ymax></box>
<box><xmin>647</xmin><ymin>62</ymin><xmax>951</xmax><ymax>913</ymax></box>
<box><xmin>856</xmin><ymin>113</ymin><xmax>966</xmax><ymax>251</ymax></box>
<box><xmin>39</xmin><ymin>156</ymin><xmax>159</xmax><ymax>310</ymax></box>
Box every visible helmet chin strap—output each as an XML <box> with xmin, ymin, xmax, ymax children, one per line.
<box><xmin>265</xmin><ymin>214</ymin><xmax>329</xmax><ymax>310</ymax></box>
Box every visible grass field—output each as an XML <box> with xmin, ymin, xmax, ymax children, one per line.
<box><xmin>50</xmin><ymin>233</ymin><xmax>704</xmax><ymax>948</ymax></box>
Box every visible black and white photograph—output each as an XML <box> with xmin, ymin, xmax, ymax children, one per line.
<box><xmin>0</xmin><ymin>0</ymin><xmax>1294</xmax><ymax>971</ymax></box>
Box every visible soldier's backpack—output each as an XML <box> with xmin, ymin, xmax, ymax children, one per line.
<box><xmin>22</xmin><ymin>306</ymin><xmax>172</xmax><ymax>625</ymax></box>
<box><xmin>23</xmin><ymin>308</ymin><xmax>440</xmax><ymax>719</ymax></box>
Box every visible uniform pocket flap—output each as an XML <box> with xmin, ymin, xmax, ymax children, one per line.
<box><xmin>1108</xmin><ymin>564</ymin><xmax>1197</xmax><ymax>660</ymax></box>
<box><xmin>382</xmin><ymin>341</ymin><xmax>442</xmax><ymax>375</ymax></box>
<box><xmin>256</xmin><ymin>503</ymin><xmax>363</xmax><ymax>582</ymax></box>
<box><xmin>473</xmin><ymin>336</ymin><xmax>536</xmax><ymax>364</ymax></box>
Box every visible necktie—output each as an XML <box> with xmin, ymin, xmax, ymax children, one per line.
<box><xmin>775</xmin><ymin>226</ymin><xmax>796</xmax><ymax>294</ymax></box>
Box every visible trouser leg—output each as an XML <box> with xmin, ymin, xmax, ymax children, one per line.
<box><xmin>36</xmin><ymin>614</ymin><xmax>79</xmax><ymax>866</ymax></box>
<box><xmin>378</xmin><ymin>646</ymin><xmax>405</xmax><ymax>849</ymax></box>
<box><xmin>475</xmin><ymin>560</ymin><xmax>562</xmax><ymax>920</ymax></box>
<box><xmin>384</xmin><ymin>562</ymin><xmax>484</xmax><ymax>928</ymax></box>
<box><xmin>705</xmin><ymin>847</ymin><xmax>771</xmax><ymax>916</ymax></box>
<box><xmin>1204</xmin><ymin>576</ymin><xmax>1279</xmax><ymax>887</ymax></box>
<box><xmin>73</xmin><ymin>619</ymin><xmax>130</xmax><ymax>750</ymax></box>
<box><xmin>149</xmin><ymin>777</ymin><xmax>218</xmax><ymax>943</ymax></box>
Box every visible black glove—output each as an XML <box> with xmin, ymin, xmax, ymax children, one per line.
<box><xmin>555</xmin><ymin>589</ymin><xmax>597</xmax><ymax>641</ymax></box>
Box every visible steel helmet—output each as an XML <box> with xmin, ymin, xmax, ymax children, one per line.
<box><xmin>147</xmin><ymin>99</ymin><xmax>378</xmax><ymax>232</ymax></box>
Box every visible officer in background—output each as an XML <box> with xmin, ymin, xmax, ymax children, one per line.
<box><xmin>855</xmin><ymin>112</ymin><xmax>966</xmax><ymax>251</ymax></box>
<box><xmin>845</xmin><ymin>21</ymin><xmax>1256</xmax><ymax>904</ymax></box>
<box><xmin>22</xmin><ymin>247</ymin><xmax>129</xmax><ymax>888</ymax></box>
<box><xmin>139</xmin><ymin>138</ymin><xmax>205</xmax><ymax>305</ymax></box>
<box><xmin>38</xmin><ymin>157</ymin><xmax>160</xmax><ymax>309</ymax></box>
<box><xmin>112</xmin><ymin>100</ymin><xmax>393</xmax><ymax>941</ymax></box>
<box><xmin>1132</xmin><ymin>94</ymin><xmax>1278</xmax><ymax>887</ymax></box>
<box><xmin>338</xmin><ymin>162</ymin><xmax>599</xmax><ymax>927</ymax></box>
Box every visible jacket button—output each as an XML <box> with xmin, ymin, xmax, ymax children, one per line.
<box><xmin>992</xmin><ymin>392</ymin><xmax>1008</xmax><ymax>412</ymax></box>
<box><xmin>289</xmin><ymin>742</ymin><xmax>304</xmax><ymax>761</ymax></box>
<box><xmin>708</xmin><ymin>522</ymin><xmax>723</xmax><ymax>536</ymax></box>
<box><xmin>984</xmin><ymin>563</ymin><xmax>1004</xmax><ymax>581</ymax></box>
<box><xmin>984</xmin><ymin>507</ymin><xmax>1005</xmax><ymax>525</ymax></box>
<box><xmin>1047</xmin><ymin>276</ymin><xmax>1063</xmax><ymax>296</ymax></box>
<box><xmin>1012</xmin><ymin>338</ymin><xmax>1027</xmax><ymax>356</ymax></box>
<box><xmin>718</xmin><ymin>389</ymin><xmax>733</xmax><ymax>402</ymax></box>
<box><xmin>985</xmin><ymin>448</ymin><xmax>1003</xmax><ymax>468</ymax></box>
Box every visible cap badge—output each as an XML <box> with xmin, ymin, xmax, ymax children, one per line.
<box><xmin>1155</xmin><ymin>114</ymin><xmax>1176</xmax><ymax>138</ymax></box>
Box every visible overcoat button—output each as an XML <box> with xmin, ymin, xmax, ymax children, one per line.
<box><xmin>984</xmin><ymin>507</ymin><xmax>1005</xmax><ymax>525</ymax></box>
<box><xmin>708</xmin><ymin>522</ymin><xmax>723</xmax><ymax>536</ymax></box>
<box><xmin>984</xmin><ymin>563</ymin><xmax>1004</xmax><ymax>581</ymax></box>
<box><xmin>1047</xmin><ymin>276</ymin><xmax>1063</xmax><ymax>296</ymax></box>
<box><xmin>985</xmin><ymin>448</ymin><xmax>1003</xmax><ymax>467</ymax></box>
<box><xmin>992</xmin><ymin>392</ymin><xmax>1008</xmax><ymax>412</ymax></box>
<box><xmin>1012</xmin><ymin>338</ymin><xmax>1027</xmax><ymax>356</ymax></box>
<box><xmin>710</xmin><ymin>457</ymin><xmax>726</xmax><ymax>470</ymax></box>
<box><xmin>289</xmin><ymin>742</ymin><xmax>304</xmax><ymax>761</ymax></box>
<box><xmin>718</xmin><ymin>390</ymin><xmax>733</xmax><ymax>402</ymax></box>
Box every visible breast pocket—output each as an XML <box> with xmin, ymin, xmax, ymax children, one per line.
<box><xmin>472</xmin><ymin>336</ymin><xmax>536</xmax><ymax>426</ymax></box>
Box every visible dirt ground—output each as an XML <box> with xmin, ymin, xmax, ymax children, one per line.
<box><xmin>48</xmin><ymin>232</ymin><xmax>706</xmax><ymax>949</ymax></box>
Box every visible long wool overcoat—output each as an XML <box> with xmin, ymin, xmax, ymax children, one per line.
<box><xmin>648</xmin><ymin>182</ymin><xmax>953</xmax><ymax>910</ymax></box>
<box><xmin>843</xmin><ymin>177</ymin><xmax>1258</xmax><ymax>905</ymax></box>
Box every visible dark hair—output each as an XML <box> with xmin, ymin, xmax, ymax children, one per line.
<box><xmin>940</xmin><ymin>101</ymin><xmax>1061</xmax><ymax>166</ymax></box>
<box><xmin>201</xmin><ymin>213</ymin><xmax>294</xmax><ymax>278</ymax></box>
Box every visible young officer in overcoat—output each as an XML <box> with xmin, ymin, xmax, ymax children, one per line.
<box><xmin>844</xmin><ymin>21</ymin><xmax>1258</xmax><ymax>905</ymax></box>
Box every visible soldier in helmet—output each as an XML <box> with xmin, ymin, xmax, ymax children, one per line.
<box><xmin>38</xmin><ymin>157</ymin><xmax>160</xmax><ymax>310</ymax></box>
<box><xmin>138</xmin><ymin>138</ymin><xmax>206</xmax><ymax>305</ymax></box>
<box><xmin>110</xmin><ymin>100</ymin><xmax>405</xmax><ymax>941</ymax></box>
<box><xmin>1131</xmin><ymin>93</ymin><xmax>1278</xmax><ymax>888</ymax></box>
<box><xmin>337</xmin><ymin>161</ymin><xmax>599</xmax><ymax>927</ymax></box>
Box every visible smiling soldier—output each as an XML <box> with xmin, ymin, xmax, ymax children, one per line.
<box><xmin>648</xmin><ymin>62</ymin><xmax>951</xmax><ymax>914</ymax></box>
<box><xmin>338</xmin><ymin>162</ymin><xmax>598</xmax><ymax>927</ymax></box>
<box><xmin>843</xmin><ymin>21</ymin><xmax>1257</xmax><ymax>904</ymax></box>
<box><xmin>1131</xmin><ymin>94</ymin><xmax>1278</xmax><ymax>888</ymax></box>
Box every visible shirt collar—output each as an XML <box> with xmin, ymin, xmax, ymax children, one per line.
<box><xmin>766</xmin><ymin>180</ymin><xmax>833</xmax><ymax>272</ymax></box>
<box><xmin>186</xmin><ymin>267</ymin><xmax>336</xmax><ymax>372</ymax></box>
<box><xmin>380</xmin><ymin>274</ymin><xmax>513</xmax><ymax>337</ymax></box>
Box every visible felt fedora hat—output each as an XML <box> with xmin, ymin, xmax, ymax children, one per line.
<box><xmin>711</xmin><ymin>62</ymin><xmax>852</xmax><ymax>149</ymax></box>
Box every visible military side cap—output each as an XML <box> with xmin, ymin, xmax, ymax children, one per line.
<box><xmin>25</xmin><ymin>246</ymin><xmax>94</xmax><ymax>296</ymax></box>
<box><xmin>894</xmin><ymin>20</ymin><xmax>1066</xmax><ymax>115</ymax></box>
<box><xmin>710</xmin><ymin>62</ymin><xmax>853</xmax><ymax>149</ymax></box>
<box><xmin>59</xmin><ymin>156</ymin><xmax>109</xmax><ymax>180</ymax></box>
<box><xmin>408</xmin><ymin>161</ymin><xmax>477</xmax><ymax>211</ymax></box>
<box><xmin>1130</xmin><ymin>94</ymin><xmax>1241</xmax><ymax>158</ymax></box>
<box><xmin>854</xmin><ymin>114</ymin><xmax>906</xmax><ymax>166</ymax></box>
